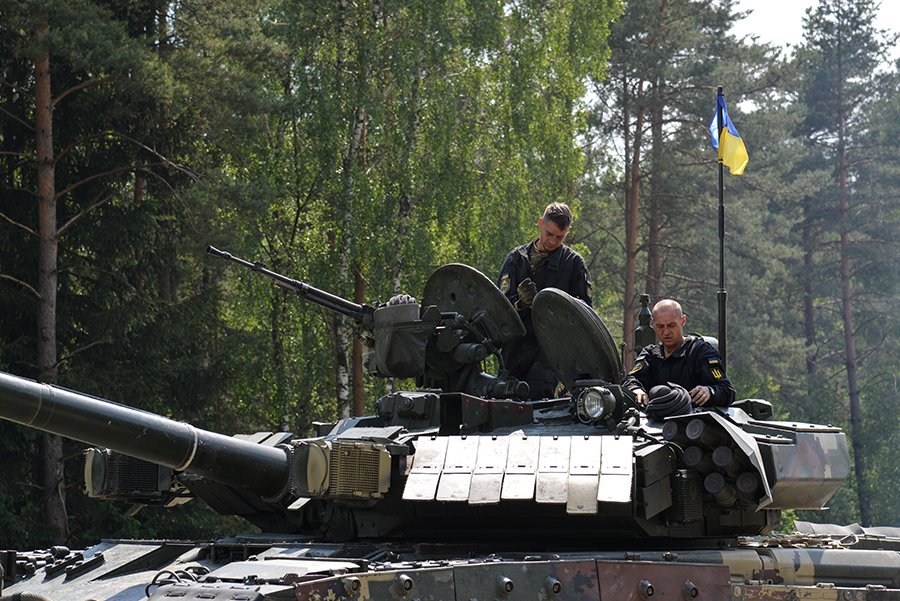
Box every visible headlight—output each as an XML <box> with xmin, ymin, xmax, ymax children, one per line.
<box><xmin>576</xmin><ymin>386</ymin><xmax>616</xmax><ymax>423</ymax></box>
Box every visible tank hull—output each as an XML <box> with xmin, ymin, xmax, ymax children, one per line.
<box><xmin>4</xmin><ymin>534</ymin><xmax>900</xmax><ymax>601</ymax></box>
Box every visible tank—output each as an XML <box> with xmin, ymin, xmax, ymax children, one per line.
<box><xmin>1</xmin><ymin>255</ymin><xmax>898</xmax><ymax>601</ymax></box>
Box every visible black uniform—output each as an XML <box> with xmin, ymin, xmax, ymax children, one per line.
<box><xmin>498</xmin><ymin>241</ymin><xmax>592</xmax><ymax>399</ymax></box>
<box><xmin>622</xmin><ymin>335</ymin><xmax>735</xmax><ymax>407</ymax></box>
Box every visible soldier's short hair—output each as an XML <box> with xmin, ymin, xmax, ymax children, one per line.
<box><xmin>542</xmin><ymin>202</ymin><xmax>573</xmax><ymax>230</ymax></box>
<box><xmin>652</xmin><ymin>299</ymin><xmax>684</xmax><ymax>319</ymax></box>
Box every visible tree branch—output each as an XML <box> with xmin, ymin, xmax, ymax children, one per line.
<box><xmin>57</xmin><ymin>192</ymin><xmax>111</xmax><ymax>238</ymax></box>
<box><xmin>111</xmin><ymin>132</ymin><xmax>199</xmax><ymax>181</ymax></box>
<box><xmin>0</xmin><ymin>104</ymin><xmax>34</xmax><ymax>131</ymax></box>
<box><xmin>56</xmin><ymin>339</ymin><xmax>108</xmax><ymax>368</ymax></box>
<box><xmin>0</xmin><ymin>274</ymin><xmax>41</xmax><ymax>299</ymax></box>
<box><xmin>141</xmin><ymin>166</ymin><xmax>203</xmax><ymax>234</ymax></box>
<box><xmin>0</xmin><ymin>211</ymin><xmax>36</xmax><ymax>236</ymax></box>
<box><xmin>54</xmin><ymin>164</ymin><xmax>136</xmax><ymax>202</ymax></box>
<box><xmin>51</xmin><ymin>77</ymin><xmax>106</xmax><ymax>109</ymax></box>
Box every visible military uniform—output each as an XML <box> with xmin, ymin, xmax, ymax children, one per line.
<box><xmin>622</xmin><ymin>335</ymin><xmax>735</xmax><ymax>407</ymax></box>
<box><xmin>498</xmin><ymin>241</ymin><xmax>592</xmax><ymax>399</ymax></box>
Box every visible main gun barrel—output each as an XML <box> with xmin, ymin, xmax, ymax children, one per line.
<box><xmin>0</xmin><ymin>371</ymin><xmax>289</xmax><ymax>500</ymax></box>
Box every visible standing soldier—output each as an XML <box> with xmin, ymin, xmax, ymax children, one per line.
<box><xmin>498</xmin><ymin>202</ymin><xmax>592</xmax><ymax>399</ymax></box>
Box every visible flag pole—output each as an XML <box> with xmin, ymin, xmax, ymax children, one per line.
<box><xmin>716</xmin><ymin>86</ymin><xmax>727</xmax><ymax>370</ymax></box>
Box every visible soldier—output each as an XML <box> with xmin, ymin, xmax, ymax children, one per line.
<box><xmin>498</xmin><ymin>202</ymin><xmax>592</xmax><ymax>399</ymax></box>
<box><xmin>623</xmin><ymin>299</ymin><xmax>735</xmax><ymax>408</ymax></box>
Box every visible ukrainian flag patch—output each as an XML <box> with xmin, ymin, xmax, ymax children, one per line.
<box><xmin>629</xmin><ymin>355</ymin><xmax>648</xmax><ymax>375</ymax></box>
<box><xmin>499</xmin><ymin>274</ymin><xmax>510</xmax><ymax>294</ymax></box>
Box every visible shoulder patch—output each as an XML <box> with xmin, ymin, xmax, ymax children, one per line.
<box><xmin>628</xmin><ymin>357</ymin><xmax>647</xmax><ymax>375</ymax></box>
<box><xmin>708</xmin><ymin>358</ymin><xmax>724</xmax><ymax>380</ymax></box>
<box><xmin>499</xmin><ymin>274</ymin><xmax>510</xmax><ymax>294</ymax></box>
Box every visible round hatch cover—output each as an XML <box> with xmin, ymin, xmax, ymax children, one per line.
<box><xmin>421</xmin><ymin>263</ymin><xmax>525</xmax><ymax>348</ymax></box>
<box><xmin>532</xmin><ymin>288</ymin><xmax>622</xmax><ymax>388</ymax></box>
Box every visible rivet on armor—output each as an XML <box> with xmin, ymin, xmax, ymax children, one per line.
<box><xmin>497</xmin><ymin>575</ymin><xmax>514</xmax><ymax>596</ymax></box>
<box><xmin>544</xmin><ymin>577</ymin><xmax>562</xmax><ymax>596</ymax></box>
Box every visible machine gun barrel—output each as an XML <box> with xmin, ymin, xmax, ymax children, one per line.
<box><xmin>207</xmin><ymin>245</ymin><xmax>371</xmax><ymax>322</ymax></box>
<box><xmin>0</xmin><ymin>371</ymin><xmax>289</xmax><ymax>500</ymax></box>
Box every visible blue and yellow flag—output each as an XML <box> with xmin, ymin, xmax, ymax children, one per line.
<box><xmin>708</xmin><ymin>94</ymin><xmax>748</xmax><ymax>176</ymax></box>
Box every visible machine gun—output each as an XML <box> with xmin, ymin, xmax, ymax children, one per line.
<box><xmin>207</xmin><ymin>246</ymin><xmax>529</xmax><ymax>399</ymax></box>
<box><xmin>207</xmin><ymin>246</ymin><xmax>377</xmax><ymax>324</ymax></box>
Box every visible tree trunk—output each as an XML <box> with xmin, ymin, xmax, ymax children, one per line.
<box><xmin>801</xmin><ymin>198</ymin><xmax>818</xmax><ymax>377</ymax></box>
<box><xmin>835</xmin><ymin>40</ymin><xmax>868</xmax><ymax>525</ymax></box>
<box><xmin>645</xmin><ymin>83</ymin><xmax>663</xmax><ymax>300</ymax></box>
<box><xmin>352</xmin><ymin>262</ymin><xmax>365</xmax><ymax>416</ymax></box>
<box><xmin>390</xmin><ymin>44</ymin><xmax>422</xmax><ymax>296</ymax></box>
<box><xmin>331</xmin><ymin>0</ymin><xmax>366</xmax><ymax>419</ymax></box>
<box><xmin>333</xmin><ymin>312</ymin><xmax>352</xmax><ymax>419</ymax></box>
<box><xmin>271</xmin><ymin>277</ymin><xmax>288</xmax><ymax>429</ymax></box>
<box><xmin>34</xmin><ymin>28</ymin><xmax>67</xmax><ymax>544</ymax></box>
<box><xmin>622</xmin><ymin>80</ymin><xmax>645</xmax><ymax>369</ymax></box>
<box><xmin>332</xmin><ymin>107</ymin><xmax>366</xmax><ymax>419</ymax></box>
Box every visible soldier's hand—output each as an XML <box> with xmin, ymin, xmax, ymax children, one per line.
<box><xmin>690</xmin><ymin>385</ymin><xmax>711</xmax><ymax>406</ymax></box>
<box><xmin>515</xmin><ymin>278</ymin><xmax>537</xmax><ymax>309</ymax></box>
<box><xmin>632</xmin><ymin>389</ymin><xmax>648</xmax><ymax>407</ymax></box>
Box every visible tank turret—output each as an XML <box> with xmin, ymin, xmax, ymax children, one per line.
<box><xmin>0</xmin><ymin>364</ymin><xmax>849</xmax><ymax>541</ymax></box>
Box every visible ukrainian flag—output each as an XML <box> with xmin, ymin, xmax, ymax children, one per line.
<box><xmin>708</xmin><ymin>94</ymin><xmax>748</xmax><ymax>176</ymax></box>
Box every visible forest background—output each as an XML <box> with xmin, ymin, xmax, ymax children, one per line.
<box><xmin>0</xmin><ymin>0</ymin><xmax>897</xmax><ymax>548</ymax></box>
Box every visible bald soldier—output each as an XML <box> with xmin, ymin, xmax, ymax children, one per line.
<box><xmin>623</xmin><ymin>299</ymin><xmax>735</xmax><ymax>408</ymax></box>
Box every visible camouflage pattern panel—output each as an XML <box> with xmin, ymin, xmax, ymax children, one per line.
<box><xmin>453</xmin><ymin>560</ymin><xmax>599</xmax><ymax>601</ymax></box>
<box><xmin>7</xmin><ymin>540</ymin><xmax>900</xmax><ymax>600</ymax></box>
<box><xmin>597</xmin><ymin>560</ymin><xmax>731</xmax><ymax>601</ymax></box>
<box><xmin>292</xmin><ymin>565</ymin><xmax>456</xmax><ymax>601</ymax></box>
<box><xmin>738</xmin><ymin>584</ymin><xmax>900</xmax><ymax>601</ymax></box>
<box><xmin>760</xmin><ymin>425</ymin><xmax>849</xmax><ymax>509</ymax></box>
<box><xmin>294</xmin><ymin>559</ymin><xmax>601</xmax><ymax>601</ymax></box>
<box><xmin>293</xmin><ymin>556</ymin><xmax>900</xmax><ymax>601</ymax></box>
<box><xmin>756</xmin><ymin>547</ymin><xmax>900</xmax><ymax>587</ymax></box>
